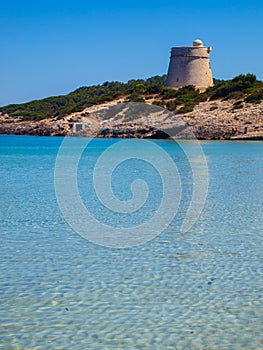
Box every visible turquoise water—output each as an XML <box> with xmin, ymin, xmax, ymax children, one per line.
<box><xmin>0</xmin><ymin>135</ymin><xmax>263</xmax><ymax>349</ymax></box>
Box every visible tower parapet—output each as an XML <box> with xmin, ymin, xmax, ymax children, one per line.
<box><xmin>165</xmin><ymin>39</ymin><xmax>213</xmax><ymax>91</ymax></box>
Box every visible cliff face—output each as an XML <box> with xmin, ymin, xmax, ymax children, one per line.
<box><xmin>0</xmin><ymin>98</ymin><xmax>262</xmax><ymax>140</ymax></box>
<box><xmin>0</xmin><ymin>116</ymin><xmax>69</xmax><ymax>136</ymax></box>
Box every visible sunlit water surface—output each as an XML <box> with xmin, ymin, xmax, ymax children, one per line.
<box><xmin>0</xmin><ymin>135</ymin><xmax>262</xmax><ymax>349</ymax></box>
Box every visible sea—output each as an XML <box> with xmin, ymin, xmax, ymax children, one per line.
<box><xmin>0</xmin><ymin>135</ymin><xmax>262</xmax><ymax>349</ymax></box>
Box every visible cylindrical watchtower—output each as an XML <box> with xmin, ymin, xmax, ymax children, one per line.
<box><xmin>165</xmin><ymin>39</ymin><xmax>213</xmax><ymax>91</ymax></box>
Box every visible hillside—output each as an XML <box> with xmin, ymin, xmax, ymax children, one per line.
<box><xmin>0</xmin><ymin>74</ymin><xmax>263</xmax><ymax>139</ymax></box>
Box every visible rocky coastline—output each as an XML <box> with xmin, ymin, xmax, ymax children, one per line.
<box><xmin>0</xmin><ymin>98</ymin><xmax>262</xmax><ymax>140</ymax></box>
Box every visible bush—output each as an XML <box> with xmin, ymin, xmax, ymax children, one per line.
<box><xmin>134</xmin><ymin>84</ymin><xmax>147</xmax><ymax>93</ymax></box>
<box><xmin>128</xmin><ymin>94</ymin><xmax>145</xmax><ymax>103</ymax></box>
<box><xmin>232</xmin><ymin>100</ymin><xmax>244</xmax><ymax>109</ymax></box>
<box><xmin>232</xmin><ymin>73</ymin><xmax>256</xmax><ymax>84</ymax></box>
<box><xmin>152</xmin><ymin>100</ymin><xmax>165</xmax><ymax>107</ymax></box>
<box><xmin>144</xmin><ymin>75</ymin><xmax>166</xmax><ymax>94</ymax></box>
<box><xmin>210</xmin><ymin>73</ymin><xmax>258</xmax><ymax>100</ymax></box>
<box><xmin>160</xmin><ymin>87</ymin><xmax>178</xmax><ymax>99</ymax></box>
<box><xmin>166</xmin><ymin>99</ymin><xmax>181</xmax><ymax>111</ymax></box>
<box><xmin>176</xmin><ymin>104</ymin><xmax>194</xmax><ymax>114</ymax></box>
<box><xmin>245</xmin><ymin>90</ymin><xmax>263</xmax><ymax>104</ymax></box>
<box><xmin>177</xmin><ymin>85</ymin><xmax>197</xmax><ymax>94</ymax></box>
<box><xmin>223</xmin><ymin>91</ymin><xmax>245</xmax><ymax>100</ymax></box>
<box><xmin>195</xmin><ymin>93</ymin><xmax>209</xmax><ymax>103</ymax></box>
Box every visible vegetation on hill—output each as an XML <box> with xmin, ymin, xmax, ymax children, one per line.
<box><xmin>0</xmin><ymin>74</ymin><xmax>262</xmax><ymax>120</ymax></box>
<box><xmin>159</xmin><ymin>74</ymin><xmax>263</xmax><ymax>113</ymax></box>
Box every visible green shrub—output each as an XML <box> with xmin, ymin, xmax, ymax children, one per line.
<box><xmin>160</xmin><ymin>87</ymin><xmax>178</xmax><ymax>99</ymax></box>
<box><xmin>245</xmin><ymin>90</ymin><xmax>263</xmax><ymax>104</ymax></box>
<box><xmin>179</xmin><ymin>94</ymin><xmax>196</xmax><ymax>103</ymax></box>
<box><xmin>232</xmin><ymin>100</ymin><xmax>244</xmax><ymax>109</ymax></box>
<box><xmin>128</xmin><ymin>94</ymin><xmax>145</xmax><ymax>103</ymax></box>
<box><xmin>223</xmin><ymin>91</ymin><xmax>245</xmax><ymax>100</ymax></box>
<box><xmin>210</xmin><ymin>73</ymin><xmax>258</xmax><ymax>100</ymax></box>
<box><xmin>152</xmin><ymin>100</ymin><xmax>165</xmax><ymax>107</ymax></box>
<box><xmin>232</xmin><ymin>73</ymin><xmax>256</xmax><ymax>84</ymax></box>
<box><xmin>176</xmin><ymin>104</ymin><xmax>194</xmax><ymax>114</ymax></box>
<box><xmin>144</xmin><ymin>75</ymin><xmax>166</xmax><ymax>94</ymax></box>
<box><xmin>177</xmin><ymin>85</ymin><xmax>197</xmax><ymax>95</ymax></box>
<box><xmin>134</xmin><ymin>84</ymin><xmax>147</xmax><ymax>93</ymax></box>
<box><xmin>166</xmin><ymin>99</ymin><xmax>181</xmax><ymax>111</ymax></box>
<box><xmin>195</xmin><ymin>93</ymin><xmax>209</xmax><ymax>103</ymax></box>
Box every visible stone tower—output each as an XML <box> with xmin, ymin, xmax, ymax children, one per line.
<box><xmin>165</xmin><ymin>39</ymin><xmax>213</xmax><ymax>91</ymax></box>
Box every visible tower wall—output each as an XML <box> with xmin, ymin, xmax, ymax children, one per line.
<box><xmin>165</xmin><ymin>43</ymin><xmax>213</xmax><ymax>91</ymax></box>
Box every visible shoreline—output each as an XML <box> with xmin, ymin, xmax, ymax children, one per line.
<box><xmin>1</xmin><ymin>129</ymin><xmax>263</xmax><ymax>140</ymax></box>
<box><xmin>1</xmin><ymin>133</ymin><xmax>263</xmax><ymax>142</ymax></box>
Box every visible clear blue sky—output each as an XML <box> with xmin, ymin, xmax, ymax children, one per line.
<box><xmin>0</xmin><ymin>0</ymin><xmax>262</xmax><ymax>106</ymax></box>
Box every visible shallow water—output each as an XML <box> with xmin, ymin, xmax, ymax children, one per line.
<box><xmin>0</xmin><ymin>135</ymin><xmax>262</xmax><ymax>349</ymax></box>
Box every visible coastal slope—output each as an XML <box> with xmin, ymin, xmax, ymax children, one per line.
<box><xmin>0</xmin><ymin>74</ymin><xmax>262</xmax><ymax>139</ymax></box>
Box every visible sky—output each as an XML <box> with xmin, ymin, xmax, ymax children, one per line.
<box><xmin>0</xmin><ymin>0</ymin><xmax>262</xmax><ymax>106</ymax></box>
